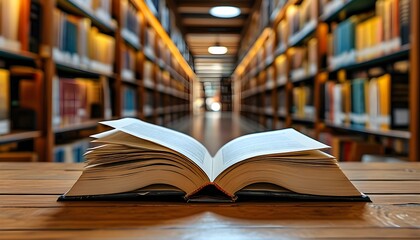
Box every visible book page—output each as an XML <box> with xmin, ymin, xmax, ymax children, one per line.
<box><xmin>100</xmin><ymin>118</ymin><xmax>213</xmax><ymax>178</ymax></box>
<box><xmin>211</xmin><ymin>128</ymin><xmax>329</xmax><ymax>181</ymax></box>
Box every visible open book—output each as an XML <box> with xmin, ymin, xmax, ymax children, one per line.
<box><xmin>59</xmin><ymin>118</ymin><xmax>369</xmax><ymax>202</ymax></box>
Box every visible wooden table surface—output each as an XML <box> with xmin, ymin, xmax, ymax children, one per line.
<box><xmin>1</xmin><ymin>162</ymin><xmax>420</xmax><ymax>239</ymax></box>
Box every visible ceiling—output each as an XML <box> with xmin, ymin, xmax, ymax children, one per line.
<box><xmin>170</xmin><ymin>0</ymin><xmax>256</xmax><ymax>84</ymax></box>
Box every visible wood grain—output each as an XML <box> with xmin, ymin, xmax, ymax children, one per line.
<box><xmin>0</xmin><ymin>162</ymin><xmax>83</xmax><ymax>170</ymax></box>
<box><xmin>352</xmin><ymin>181</ymin><xmax>420</xmax><ymax>194</ymax></box>
<box><xmin>0</xmin><ymin>170</ymin><xmax>81</xmax><ymax>180</ymax></box>
<box><xmin>343</xmin><ymin>169</ymin><xmax>420</xmax><ymax>180</ymax></box>
<box><xmin>1</xmin><ymin>228</ymin><xmax>420</xmax><ymax>240</ymax></box>
<box><xmin>1</xmin><ymin>163</ymin><xmax>420</xmax><ymax>239</ymax></box>
<box><xmin>0</xmin><ymin>180</ymin><xmax>76</xmax><ymax>194</ymax></box>
<box><xmin>1</xmin><ymin>204</ymin><xmax>420</xmax><ymax>230</ymax></box>
<box><xmin>339</xmin><ymin>162</ymin><xmax>420</xmax><ymax>170</ymax></box>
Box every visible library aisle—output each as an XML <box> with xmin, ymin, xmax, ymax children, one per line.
<box><xmin>0</xmin><ymin>0</ymin><xmax>419</xmax><ymax>163</ymax></box>
<box><xmin>168</xmin><ymin>112</ymin><xmax>266</xmax><ymax>156</ymax></box>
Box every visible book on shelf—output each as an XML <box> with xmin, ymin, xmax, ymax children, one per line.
<box><xmin>275</xmin><ymin>54</ymin><xmax>287</xmax><ymax>86</ymax></box>
<box><xmin>54</xmin><ymin>138</ymin><xmax>91</xmax><ymax>163</ymax></box>
<box><xmin>328</xmin><ymin>134</ymin><xmax>385</xmax><ymax>162</ymax></box>
<box><xmin>143</xmin><ymin>90</ymin><xmax>155</xmax><ymax>116</ymax></box>
<box><xmin>0</xmin><ymin>0</ymin><xmax>27</xmax><ymax>51</ymax></box>
<box><xmin>0</xmin><ymin>69</ymin><xmax>10</xmax><ymax>135</ymax></box>
<box><xmin>58</xmin><ymin>118</ymin><xmax>369</xmax><ymax>202</ymax></box>
<box><xmin>55</xmin><ymin>77</ymin><xmax>103</xmax><ymax>126</ymax></box>
<box><xmin>10</xmin><ymin>67</ymin><xmax>43</xmax><ymax>131</ymax></box>
<box><xmin>143</xmin><ymin>60</ymin><xmax>155</xmax><ymax>88</ymax></box>
<box><xmin>18</xmin><ymin>0</ymin><xmax>30</xmax><ymax>52</ymax></box>
<box><xmin>121</xmin><ymin>44</ymin><xmax>136</xmax><ymax>80</ymax></box>
<box><xmin>277</xmin><ymin>88</ymin><xmax>287</xmax><ymax>116</ymax></box>
<box><xmin>53</xmin><ymin>9</ymin><xmax>91</xmax><ymax>66</ymax></box>
<box><xmin>29</xmin><ymin>0</ymin><xmax>41</xmax><ymax>53</ymax></box>
<box><xmin>120</xmin><ymin>0</ymin><xmax>140</xmax><ymax>47</ymax></box>
<box><xmin>144</xmin><ymin>27</ymin><xmax>156</xmax><ymax>58</ymax></box>
<box><xmin>89</xmin><ymin>27</ymin><xmax>115</xmax><ymax>73</ymax></box>
<box><xmin>292</xmin><ymin>85</ymin><xmax>314</xmax><ymax>119</ymax></box>
<box><xmin>399</xmin><ymin>0</ymin><xmax>410</xmax><ymax>45</ymax></box>
<box><xmin>324</xmin><ymin>80</ymin><xmax>352</xmax><ymax>125</ymax></box>
<box><xmin>100</xmin><ymin>76</ymin><xmax>112</xmax><ymax>120</ymax></box>
<box><xmin>276</xmin><ymin>20</ymin><xmax>288</xmax><ymax>52</ymax></box>
<box><xmin>122</xmin><ymin>85</ymin><xmax>137</xmax><ymax>117</ymax></box>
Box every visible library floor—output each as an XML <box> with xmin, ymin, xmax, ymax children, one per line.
<box><xmin>168</xmin><ymin>111</ymin><xmax>265</xmax><ymax>156</ymax></box>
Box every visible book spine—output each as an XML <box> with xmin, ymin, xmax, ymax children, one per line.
<box><xmin>399</xmin><ymin>0</ymin><xmax>410</xmax><ymax>45</ymax></box>
<box><xmin>0</xmin><ymin>69</ymin><xmax>10</xmax><ymax>135</ymax></box>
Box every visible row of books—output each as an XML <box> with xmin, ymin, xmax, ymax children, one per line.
<box><xmin>70</xmin><ymin>0</ymin><xmax>115</xmax><ymax>29</ymax></box>
<box><xmin>54</xmin><ymin>138</ymin><xmax>91</xmax><ymax>163</ymax></box>
<box><xmin>145</xmin><ymin>0</ymin><xmax>169</xmax><ymax>32</ymax></box>
<box><xmin>0</xmin><ymin>0</ymin><xmax>40</xmax><ymax>53</ymax></box>
<box><xmin>120</xmin><ymin>0</ymin><xmax>141</xmax><ymax>48</ymax></box>
<box><xmin>122</xmin><ymin>83</ymin><xmax>190</xmax><ymax>119</ymax></box>
<box><xmin>143</xmin><ymin>60</ymin><xmax>189</xmax><ymax>95</ymax></box>
<box><xmin>249</xmin><ymin>0</ymin><xmax>411</xmax><ymax>73</ymax></box>
<box><xmin>328</xmin><ymin>0</ymin><xmax>410</xmax><ymax>70</ymax></box>
<box><xmin>238</xmin><ymin>0</ymin><xmax>415</xmax><ymax>162</ymax></box>
<box><xmin>122</xmin><ymin>84</ymin><xmax>189</xmax><ymax>119</ymax></box>
<box><xmin>52</xmin><ymin>76</ymin><xmax>104</xmax><ymax>127</ymax></box>
<box><xmin>145</xmin><ymin>0</ymin><xmax>192</xmax><ymax>67</ymax></box>
<box><xmin>289</xmin><ymin>38</ymin><xmax>319</xmax><ymax>82</ymax></box>
<box><xmin>241</xmin><ymin>39</ymin><xmax>320</xmax><ymax>96</ymax></box>
<box><xmin>323</xmin><ymin>71</ymin><xmax>409</xmax><ymax>130</ymax></box>
<box><xmin>0</xmin><ymin>67</ymin><xmax>43</xmax><ymax>135</ymax></box>
<box><xmin>319</xmin><ymin>131</ymin><xmax>409</xmax><ymax>160</ymax></box>
<box><xmin>238</xmin><ymin>0</ymin><xmax>272</xmax><ymax>59</ymax></box>
<box><xmin>144</xmin><ymin>27</ymin><xmax>171</xmax><ymax>65</ymax></box>
<box><xmin>242</xmin><ymin>29</ymin><xmax>328</xmax><ymax>89</ymax></box>
<box><xmin>286</xmin><ymin>0</ymin><xmax>317</xmax><ymax>45</ymax></box>
<box><xmin>53</xmin><ymin>8</ymin><xmax>115</xmax><ymax>74</ymax></box>
<box><xmin>241</xmin><ymin>0</ymin><xmax>411</xmax><ymax>79</ymax></box>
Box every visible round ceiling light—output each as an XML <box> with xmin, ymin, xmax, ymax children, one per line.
<box><xmin>208</xmin><ymin>45</ymin><xmax>228</xmax><ymax>55</ymax></box>
<box><xmin>209</xmin><ymin>6</ymin><xmax>241</xmax><ymax>18</ymax></box>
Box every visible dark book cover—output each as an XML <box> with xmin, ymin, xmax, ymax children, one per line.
<box><xmin>58</xmin><ymin>185</ymin><xmax>371</xmax><ymax>203</ymax></box>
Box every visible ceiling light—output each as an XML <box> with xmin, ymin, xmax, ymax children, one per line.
<box><xmin>209</xmin><ymin>6</ymin><xmax>241</xmax><ymax>18</ymax></box>
<box><xmin>208</xmin><ymin>45</ymin><xmax>228</xmax><ymax>55</ymax></box>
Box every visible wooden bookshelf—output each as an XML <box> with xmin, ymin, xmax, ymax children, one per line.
<box><xmin>409</xmin><ymin>0</ymin><xmax>419</xmax><ymax>161</ymax></box>
<box><xmin>0</xmin><ymin>131</ymin><xmax>42</xmax><ymax>144</ymax></box>
<box><xmin>0</xmin><ymin>0</ymin><xmax>195</xmax><ymax>163</ymax></box>
<box><xmin>0</xmin><ymin>48</ymin><xmax>38</xmax><ymax>63</ymax></box>
<box><xmin>325</xmin><ymin>121</ymin><xmax>411</xmax><ymax>139</ymax></box>
<box><xmin>330</xmin><ymin>45</ymin><xmax>410</xmax><ymax>72</ymax></box>
<box><xmin>234</xmin><ymin>0</ymin><xmax>419</xmax><ymax>161</ymax></box>
<box><xmin>320</xmin><ymin>0</ymin><xmax>377</xmax><ymax>22</ymax></box>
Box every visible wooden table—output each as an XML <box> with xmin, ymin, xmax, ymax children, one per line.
<box><xmin>1</xmin><ymin>162</ymin><xmax>420</xmax><ymax>239</ymax></box>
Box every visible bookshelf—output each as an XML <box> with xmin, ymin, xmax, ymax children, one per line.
<box><xmin>0</xmin><ymin>0</ymin><xmax>195</xmax><ymax>162</ymax></box>
<box><xmin>234</xmin><ymin>0</ymin><xmax>419</xmax><ymax>161</ymax></box>
<box><xmin>220</xmin><ymin>77</ymin><xmax>233</xmax><ymax>111</ymax></box>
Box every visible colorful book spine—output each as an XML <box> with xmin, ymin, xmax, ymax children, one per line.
<box><xmin>0</xmin><ymin>69</ymin><xmax>10</xmax><ymax>135</ymax></box>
